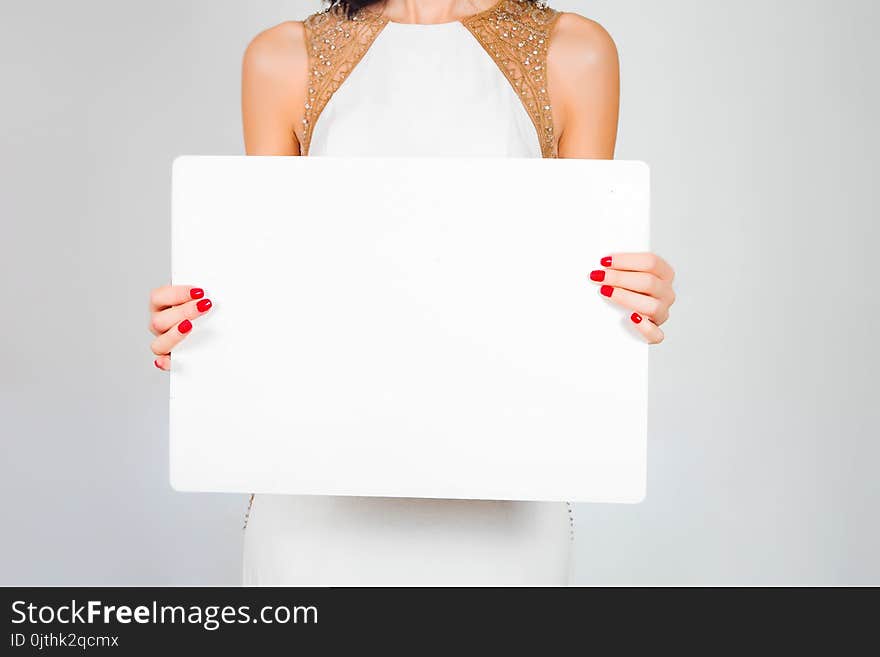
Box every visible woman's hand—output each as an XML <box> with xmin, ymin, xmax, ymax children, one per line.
<box><xmin>149</xmin><ymin>286</ymin><xmax>213</xmax><ymax>371</ymax></box>
<box><xmin>589</xmin><ymin>253</ymin><xmax>675</xmax><ymax>344</ymax></box>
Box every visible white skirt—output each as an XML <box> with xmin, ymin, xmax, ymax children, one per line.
<box><xmin>242</xmin><ymin>495</ymin><xmax>573</xmax><ymax>586</ymax></box>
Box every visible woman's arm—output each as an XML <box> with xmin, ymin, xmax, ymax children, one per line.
<box><xmin>242</xmin><ymin>22</ymin><xmax>309</xmax><ymax>156</ymax></box>
<box><xmin>549</xmin><ymin>14</ymin><xmax>674</xmax><ymax>344</ymax></box>
<box><xmin>549</xmin><ymin>14</ymin><xmax>620</xmax><ymax>159</ymax></box>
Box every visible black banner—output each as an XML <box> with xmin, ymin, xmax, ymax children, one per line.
<box><xmin>2</xmin><ymin>587</ymin><xmax>874</xmax><ymax>652</ymax></box>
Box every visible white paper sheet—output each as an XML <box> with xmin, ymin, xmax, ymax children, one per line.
<box><xmin>170</xmin><ymin>156</ymin><xmax>650</xmax><ymax>502</ymax></box>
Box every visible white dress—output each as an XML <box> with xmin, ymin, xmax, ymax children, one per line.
<box><xmin>242</xmin><ymin>1</ymin><xmax>573</xmax><ymax>586</ymax></box>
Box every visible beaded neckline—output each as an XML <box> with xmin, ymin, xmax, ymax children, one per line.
<box><xmin>300</xmin><ymin>0</ymin><xmax>561</xmax><ymax>157</ymax></box>
<box><xmin>378</xmin><ymin>0</ymin><xmax>505</xmax><ymax>26</ymax></box>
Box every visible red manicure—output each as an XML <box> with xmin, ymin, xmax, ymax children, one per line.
<box><xmin>196</xmin><ymin>298</ymin><xmax>212</xmax><ymax>313</ymax></box>
<box><xmin>600</xmin><ymin>256</ymin><xmax>613</xmax><ymax>267</ymax></box>
<box><xmin>589</xmin><ymin>270</ymin><xmax>606</xmax><ymax>282</ymax></box>
<box><xmin>178</xmin><ymin>319</ymin><xmax>193</xmax><ymax>334</ymax></box>
<box><xmin>190</xmin><ymin>288</ymin><xmax>204</xmax><ymax>300</ymax></box>
<box><xmin>600</xmin><ymin>285</ymin><xmax>614</xmax><ymax>297</ymax></box>
<box><xmin>154</xmin><ymin>359</ymin><xmax>162</xmax><ymax>369</ymax></box>
<box><xmin>631</xmin><ymin>313</ymin><xmax>643</xmax><ymax>324</ymax></box>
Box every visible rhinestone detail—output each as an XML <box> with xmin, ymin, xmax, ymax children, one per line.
<box><xmin>300</xmin><ymin>7</ymin><xmax>389</xmax><ymax>155</ymax></box>
<box><xmin>462</xmin><ymin>0</ymin><xmax>561</xmax><ymax>158</ymax></box>
<box><xmin>242</xmin><ymin>493</ymin><xmax>254</xmax><ymax>530</ymax></box>
<box><xmin>298</xmin><ymin>1</ymin><xmax>561</xmax><ymax>158</ymax></box>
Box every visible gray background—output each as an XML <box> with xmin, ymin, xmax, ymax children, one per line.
<box><xmin>1</xmin><ymin>0</ymin><xmax>877</xmax><ymax>585</ymax></box>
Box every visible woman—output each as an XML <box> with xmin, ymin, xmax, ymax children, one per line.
<box><xmin>149</xmin><ymin>0</ymin><xmax>676</xmax><ymax>585</ymax></box>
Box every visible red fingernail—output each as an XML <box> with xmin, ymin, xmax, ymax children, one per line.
<box><xmin>196</xmin><ymin>298</ymin><xmax>212</xmax><ymax>312</ymax></box>
<box><xmin>589</xmin><ymin>270</ymin><xmax>606</xmax><ymax>282</ymax></box>
<box><xmin>600</xmin><ymin>285</ymin><xmax>614</xmax><ymax>297</ymax></box>
<box><xmin>178</xmin><ymin>319</ymin><xmax>193</xmax><ymax>334</ymax></box>
<box><xmin>190</xmin><ymin>288</ymin><xmax>204</xmax><ymax>299</ymax></box>
<box><xmin>631</xmin><ymin>313</ymin><xmax>643</xmax><ymax>324</ymax></box>
<box><xmin>154</xmin><ymin>359</ymin><xmax>162</xmax><ymax>369</ymax></box>
<box><xmin>600</xmin><ymin>256</ymin><xmax>613</xmax><ymax>267</ymax></box>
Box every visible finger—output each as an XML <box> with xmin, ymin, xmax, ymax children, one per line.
<box><xmin>599</xmin><ymin>284</ymin><xmax>669</xmax><ymax>324</ymax></box>
<box><xmin>154</xmin><ymin>355</ymin><xmax>171</xmax><ymax>371</ymax></box>
<box><xmin>600</xmin><ymin>253</ymin><xmax>674</xmax><ymax>281</ymax></box>
<box><xmin>149</xmin><ymin>285</ymin><xmax>205</xmax><ymax>312</ymax></box>
<box><xmin>629</xmin><ymin>313</ymin><xmax>664</xmax><ymax>344</ymax></box>
<box><xmin>149</xmin><ymin>297</ymin><xmax>213</xmax><ymax>335</ymax></box>
<box><xmin>150</xmin><ymin>319</ymin><xmax>194</xmax><ymax>356</ymax></box>
<box><xmin>589</xmin><ymin>269</ymin><xmax>673</xmax><ymax>302</ymax></box>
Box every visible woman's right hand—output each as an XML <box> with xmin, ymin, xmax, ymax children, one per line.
<box><xmin>149</xmin><ymin>286</ymin><xmax>213</xmax><ymax>371</ymax></box>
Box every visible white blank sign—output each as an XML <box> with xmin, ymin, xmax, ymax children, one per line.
<box><xmin>171</xmin><ymin>156</ymin><xmax>649</xmax><ymax>502</ymax></box>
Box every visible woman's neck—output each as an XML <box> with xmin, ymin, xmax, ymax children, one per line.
<box><xmin>378</xmin><ymin>0</ymin><xmax>498</xmax><ymax>25</ymax></box>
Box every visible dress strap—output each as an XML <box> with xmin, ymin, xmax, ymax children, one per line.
<box><xmin>462</xmin><ymin>0</ymin><xmax>562</xmax><ymax>158</ymax></box>
<box><xmin>300</xmin><ymin>7</ymin><xmax>389</xmax><ymax>156</ymax></box>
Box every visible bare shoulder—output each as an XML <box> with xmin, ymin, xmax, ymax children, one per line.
<box><xmin>241</xmin><ymin>21</ymin><xmax>310</xmax><ymax>153</ymax></box>
<box><xmin>243</xmin><ymin>21</ymin><xmax>307</xmax><ymax>82</ymax></box>
<box><xmin>548</xmin><ymin>12</ymin><xmax>619</xmax><ymax>78</ymax></box>
<box><xmin>546</xmin><ymin>13</ymin><xmax>620</xmax><ymax>156</ymax></box>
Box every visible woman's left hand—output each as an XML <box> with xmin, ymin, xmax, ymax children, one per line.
<box><xmin>589</xmin><ymin>253</ymin><xmax>676</xmax><ymax>344</ymax></box>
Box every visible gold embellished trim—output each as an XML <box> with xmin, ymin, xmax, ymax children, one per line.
<box><xmin>300</xmin><ymin>7</ymin><xmax>389</xmax><ymax>156</ymax></box>
<box><xmin>300</xmin><ymin>1</ymin><xmax>560</xmax><ymax>158</ymax></box>
<box><xmin>462</xmin><ymin>0</ymin><xmax>562</xmax><ymax>158</ymax></box>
